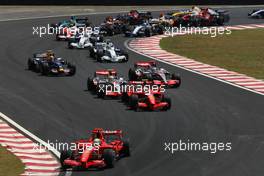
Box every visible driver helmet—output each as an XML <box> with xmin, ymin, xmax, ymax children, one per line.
<box><xmin>93</xmin><ymin>138</ymin><xmax>101</xmax><ymax>146</ymax></box>
<box><xmin>152</xmin><ymin>67</ymin><xmax>158</xmax><ymax>71</ymax></box>
<box><xmin>46</xmin><ymin>50</ymin><xmax>54</xmax><ymax>60</ymax></box>
<box><xmin>108</xmin><ymin>42</ymin><xmax>114</xmax><ymax>48</ymax></box>
<box><xmin>108</xmin><ymin>75</ymin><xmax>115</xmax><ymax>80</ymax></box>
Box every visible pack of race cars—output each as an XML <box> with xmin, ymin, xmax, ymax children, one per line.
<box><xmin>26</xmin><ymin>7</ymin><xmax>236</xmax><ymax>110</ymax></box>
<box><xmin>86</xmin><ymin>61</ymin><xmax>180</xmax><ymax>111</ymax></box>
<box><xmin>26</xmin><ymin>7</ymin><xmax>263</xmax><ymax>172</ymax></box>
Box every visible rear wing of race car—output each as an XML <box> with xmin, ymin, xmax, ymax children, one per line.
<box><xmin>128</xmin><ymin>80</ymin><xmax>154</xmax><ymax>85</ymax></box>
<box><xmin>103</xmin><ymin>130</ymin><xmax>123</xmax><ymax>136</ymax></box>
<box><xmin>134</xmin><ymin>61</ymin><xmax>156</xmax><ymax>67</ymax></box>
<box><xmin>95</xmin><ymin>69</ymin><xmax>117</xmax><ymax>76</ymax></box>
<box><xmin>92</xmin><ymin>128</ymin><xmax>123</xmax><ymax>137</ymax></box>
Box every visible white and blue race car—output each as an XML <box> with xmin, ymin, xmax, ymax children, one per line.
<box><xmin>125</xmin><ymin>21</ymin><xmax>164</xmax><ymax>37</ymax></box>
<box><xmin>68</xmin><ymin>33</ymin><xmax>103</xmax><ymax>49</ymax></box>
<box><xmin>89</xmin><ymin>40</ymin><xmax>129</xmax><ymax>63</ymax></box>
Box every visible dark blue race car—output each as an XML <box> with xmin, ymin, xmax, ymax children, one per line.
<box><xmin>27</xmin><ymin>50</ymin><xmax>76</xmax><ymax>76</ymax></box>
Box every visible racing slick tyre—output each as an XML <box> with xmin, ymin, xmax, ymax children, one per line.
<box><xmin>162</xmin><ymin>96</ymin><xmax>171</xmax><ymax>111</ymax></box>
<box><xmin>122</xmin><ymin>53</ymin><xmax>129</xmax><ymax>62</ymax></box>
<box><xmin>98</xmin><ymin>36</ymin><xmax>104</xmax><ymax>42</ymax></box>
<box><xmin>56</xmin><ymin>34</ymin><xmax>61</xmax><ymax>41</ymax></box>
<box><xmin>156</xmin><ymin>25</ymin><xmax>164</xmax><ymax>35</ymax></box>
<box><xmin>68</xmin><ymin>41</ymin><xmax>74</xmax><ymax>49</ymax></box>
<box><xmin>96</xmin><ymin>55</ymin><xmax>103</xmax><ymax>62</ymax></box>
<box><xmin>129</xmin><ymin>94</ymin><xmax>139</xmax><ymax>111</ymax></box>
<box><xmin>40</xmin><ymin>63</ymin><xmax>49</xmax><ymax>76</ymax></box>
<box><xmin>27</xmin><ymin>58</ymin><xmax>34</xmax><ymax>70</ymax></box>
<box><xmin>128</xmin><ymin>68</ymin><xmax>137</xmax><ymax>81</ymax></box>
<box><xmin>122</xmin><ymin>140</ymin><xmax>131</xmax><ymax>157</ymax></box>
<box><xmin>103</xmin><ymin>149</ymin><xmax>116</xmax><ymax>168</ymax></box>
<box><xmin>60</xmin><ymin>150</ymin><xmax>72</xmax><ymax>170</ymax></box>
<box><xmin>96</xmin><ymin>50</ymin><xmax>104</xmax><ymax>62</ymax></box>
<box><xmin>87</xmin><ymin>77</ymin><xmax>94</xmax><ymax>91</ymax></box>
<box><xmin>216</xmin><ymin>16</ymin><xmax>225</xmax><ymax>26</ymax></box>
<box><xmin>171</xmin><ymin>73</ymin><xmax>181</xmax><ymax>88</ymax></box>
<box><xmin>68</xmin><ymin>64</ymin><xmax>76</xmax><ymax>76</ymax></box>
<box><xmin>89</xmin><ymin>48</ymin><xmax>95</xmax><ymax>58</ymax></box>
<box><xmin>121</xmin><ymin>92</ymin><xmax>129</xmax><ymax>102</ymax></box>
<box><xmin>145</xmin><ymin>28</ymin><xmax>151</xmax><ymax>37</ymax></box>
<box><xmin>107</xmin><ymin>29</ymin><xmax>115</xmax><ymax>36</ymax></box>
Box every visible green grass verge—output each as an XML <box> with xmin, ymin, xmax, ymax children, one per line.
<box><xmin>0</xmin><ymin>145</ymin><xmax>24</xmax><ymax>176</ymax></box>
<box><xmin>160</xmin><ymin>29</ymin><xmax>264</xmax><ymax>80</ymax></box>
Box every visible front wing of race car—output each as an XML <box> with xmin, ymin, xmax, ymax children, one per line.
<box><xmin>69</xmin><ymin>42</ymin><xmax>93</xmax><ymax>49</ymax></box>
<box><xmin>101</xmin><ymin>55</ymin><xmax>128</xmax><ymax>62</ymax></box>
<box><xmin>63</xmin><ymin>158</ymin><xmax>106</xmax><ymax>169</ymax></box>
<box><xmin>151</xmin><ymin>79</ymin><xmax>181</xmax><ymax>88</ymax></box>
<box><xmin>138</xmin><ymin>101</ymin><xmax>170</xmax><ymax>110</ymax></box>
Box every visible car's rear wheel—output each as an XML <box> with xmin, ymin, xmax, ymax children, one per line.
<box><xmin>89</xmin><ymin>48</ymin><xmax>95</xmax><ymax>58</ymax></box>
<box><xmin>129</xmin><ymin>94</ymin><xmax>139</xmax><ymax>111</ymax></box>
<box><xmin>128</xmin><ymin>68</ymin><xmax>137</xmax><ymax>81</ymax></box>
<box><xmin>171</xmin><ymin>73</ymin><xmax>181</xmax><ymax>88</ymax></box>
<box><xmin>60</xmin><ymin>150</ymin><xmax>72</xmax><ymax>170</ymax></box>
<box><xmin>96</xmin><ymin>54</ymin><xmax>103</xmax><ymax>62</ymax></box>
<box><xmin>56</xmin><ymin>34</ymin><xmax>61</xmax><ymax>41</ymax></box>
<box><xmin>103</xmin><ymin>149</ymin><xmax>115</xmax><ymax>168</ymax></box>
<box><xmin>68</xmin><ymin>41</ymin><xmax>73</xmax><ymax>49</ymax></box>
<box><xmin>162</xmin><ymin>96</ymin><xmax>171</xmax><ymax>111</ymax></box>
<box><xmin>69</xmin><ymin>64</ymin><xmax>76</xmax><ymax>76</ymax></box>
<box><xmin>40</xmin><ymin>63</ymin><xmax>49</xmax><ymax>76</ymax></box>
<box><xmin>123</xmin><ymin>53</ymin><xmax>129</xmax><ymax>62</ymax></box>
<box><xmin>145</xmin><ymin>28</ymin><xmax>151</xmax><ymax>37</ymax></box>
<box><xmin>87</xmin><ymin>77</ymin><xmax>93</xmax><ymax>91</ymax></box>
<box><xmin>27</xmin><ymin>58</ymin><xmax>33</xmax><ymax>70</ymax></box>
<box><xmin>122</xmin><ymin>140</ymin><xmax>130</xmax><ymax>157</ymax></box>
<box><xmin>121</xmin><ymin>92</ymin><xmax>129</xmax><ymax>102</ymax></box>
<box><xmin>96</xmin><ymin>50</ymin><xmax>104</xmax><ymax>62</ymax></box>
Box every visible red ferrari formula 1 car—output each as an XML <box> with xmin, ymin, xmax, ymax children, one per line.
<box><xmin>118</xmin><ymin>10</ymin><xmax>152</xmax><ymax>25</ymax></box>
<box><xmin>122</xmin><ymin>81</ymin><xmax>171</xmax><ymax>111</ymax></box>
<box><xmin>128</xmin><ymin>61</ymin><xmax>181</xmax><ymax>88</ymax></box>
<box><xmin>87</xmin><ymin>69</ymin><xmax>126</xmax><ymax>98</ymax></box>
<box><xmin>60</xmin><ymin>128</ymin><xmax>130</xmax><ymax>170</ymax></box>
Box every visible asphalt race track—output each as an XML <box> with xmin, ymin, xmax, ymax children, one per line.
<box><xmin>0</xmin><ymin>7</ymin><xmax>264</xmax><ymax>176</ymax></box>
